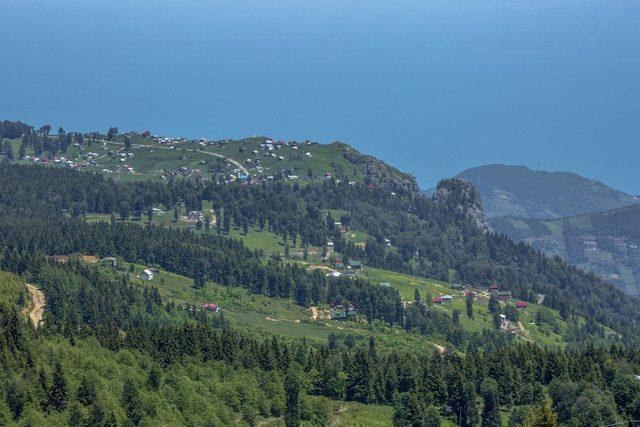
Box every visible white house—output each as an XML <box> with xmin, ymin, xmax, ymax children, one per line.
<box><xmin>141</xmin><ymin>269</ymin><xmax>154</xmax><ymax>280</ymax></box>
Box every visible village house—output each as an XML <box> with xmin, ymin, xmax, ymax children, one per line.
<box><xmin>516</xmin><ymin>301</ymin><xmax>528</xmax><ymax>309</ymax></box>
<box><xmin>496</xmin><ymin>290</ymin><xmax>512</xmax><ymax>302</ymax></box>
<box><xmin>140</xmin><ymin>269</ymin><xmax>154</xmax><ymax>281</ymax></box>
<box><xmin>100</xmin><ymin>257</ymin><xmax>117</xmax><ymax>267</ymax></box>
<box><xmin>488</xmin><ymin>284</ymin><xmax>499</xmax><ymax>293</ymax></box>
<box><xmin>331</xmin><ymin>304</ymin><xmax>357</xmax><ymax>320</ymax></box>
<box><xmin>349</xmin><ymin>260</ymin><xmax>363</xmax><ymax>269</ymax></box>
<box><xmin>202</xmin><ymin>303</ymin><xmax>219</xmax><ymax>312</ymax></box>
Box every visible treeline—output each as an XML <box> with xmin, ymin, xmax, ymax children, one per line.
<box><xmin>0</xmin><ymin>120</ymin><xmax>33</xmax><ymax>139</ymax></box>
<box><xmin>3</xmin><ymin>261</ymin><xmax>640</xmax><ymax>425</ymax></box>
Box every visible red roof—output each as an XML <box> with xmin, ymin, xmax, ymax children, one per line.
<box><xmin>367</xmin><ymin>184</ymin><xmax>375</xmax><ymax>189</ymax></box>
<box><xmin>432</xmin><ymin>296</ymin><xmax>443</xmax><ymax>303</ymax></box>
<box><xmin>202</xmin><ymin>303</ymin><xmax>218</xmax><ymax>311</ymax></box>
<box><xmin>489</xmin><ymin>284</ymin><xmax>499</xmax><ymax>291</ymax></box>
<box><xmin>516</xmin><ymin>301</ymin><xmax>528</xmax><ymax>308</ymax></box>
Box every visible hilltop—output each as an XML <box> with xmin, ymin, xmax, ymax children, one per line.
<box><xmin>0</xmin><ymin>126</ymin><xmax>418</xmax><ymax>194</ymax></box>
<box><xmin>492</xmin><ymin>204</ymin><xmax>640</xmax><ymax>297</ymax></box>
<box><xmin>439</xmin><ymin>164</ymin><xmax>638</xmax><ymax>219</ymax></box>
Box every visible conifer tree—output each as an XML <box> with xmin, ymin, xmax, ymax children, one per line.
<box><xmin>284</xmin><ymin>365</ymin><xmax>302</xmax><ymax>427</ymax></box>
<box><xmin>481</xmin><ymin>378</ymin><xmax>501</xmax><ymax>427</ymax></box>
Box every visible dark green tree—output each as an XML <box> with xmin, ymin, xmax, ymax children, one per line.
<box><xmin>48</xmin><ymin>361</ymin><xmax>69</xmax><ymax>412</ymax></box>
<box><xmin>121</xmin><ymin>378</ymin><xmax>144</xmax><ymax>425</ymax></box>
<box><xmin>481</xmin><ymin>378</ymin><xmax>501</xmax><ymax>427</ymax></box>
<box><xmin>466</xmin><ymin>293</ymin><xmax>474</xmax><ymax>319</ymax></box>
<box><xmin>284</xmin><ymin>365</ymin><xmax>302</xmax><ymax>427</ymax></box>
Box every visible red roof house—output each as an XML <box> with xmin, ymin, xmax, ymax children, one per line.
<box><xmin>432</xmin><ymin>296</ymin><xmax>444</xmax><ymax>304</ymax></box>
<box><xmin>202</xmin><ymin>303</ymin><xmax>219</xmax><ymax>312</ymax></box>
<box><xmin>516</xmin><ymin>301</ymin><xmax>528</xmax><ymax>309</ymax></box>
<box><xmin>488</xmin><ymin>284</ymin><xmax>499</xmax><ymax>292</ymax></box>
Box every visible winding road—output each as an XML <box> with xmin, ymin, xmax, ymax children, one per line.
<box><xmin>98</xmin><ymin>140</ymin><xmax>249</xmax><ymax>175</ymax></box>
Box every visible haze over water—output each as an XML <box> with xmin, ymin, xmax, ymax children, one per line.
<box><xmin>1</xmin><ymin>0</ymin><xmax>639</xmax><ymax>192</ymax></box>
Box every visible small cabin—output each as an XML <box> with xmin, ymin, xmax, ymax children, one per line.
<box><xmin>140</xmin><ymin>269</ymin><xmax>154</xmax><ymax>281</ymax></box>
<box><xmin>496</xmin><ymin>291</ymin><xmax>512</xmax><ymax>302</ymax></box>
<box><xmin>100</xmin><ymin>257</ymin><xmax>117</xmax><ymax>267</ymax></box>
<box><xmin>349</xmin><ymin>260</ymin><xmax>363</xmax><ymax>270</ymax></box>
<box><xmin>516</xmin><ymin>301</ymin><xmax>528</xmax><ymax>309</ymax></box>
<box><xmin>202</xmin><ymin>303</ymin><xmax>219</xmax><ymax>312</ymax></box>
<box><xmin>331</xmin><ymin>310</ymin><xmax>347</xmax><ymax>320</ymax></box>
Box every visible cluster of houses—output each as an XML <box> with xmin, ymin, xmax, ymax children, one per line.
<box><xmin>154</xmin><ymin>167</ymin><xmax>202</xmax><ymax>180</ymax></box>
<box><xmin>330</xmin><ymin>303</ymin><xmax>357</xmax><ymax>321</ymax></box>
<box><xmin>488</xmin><ymin>284</ymin><xmax>529</xmax><ymax>308</ymax></box>
<box><xmin>427</xmin><ymin>283</ymin><xmax>528</xmax><ymax>310</ymax></box>
<box><xmin>24</xmin><ymin>155</ymin><xmax>87</xmax><ymax>170</ymax></box>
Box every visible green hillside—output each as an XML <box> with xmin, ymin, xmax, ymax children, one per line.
<box><xmin>449</xmin><ymin>164</ymin><xmax>638</xmax><ymax>219</ymax></box>
<box><xmin>492</xmin><ymin>205</ymin><xmax>640</xmax><ymax>297</ymax></box>
<box><xmin>3</xmin><ymin>121</ymin><xmax>640</xmax><ymax>425</ymax></box>
<box><xmin>88</xmin><ymin>203</ymin><xmax>593</xmax><ymax>349</ymax></box>
<box><xmin>1</xmin><ymin>132</ymin><xmax>417</xmax><ymax>192</ymax></box>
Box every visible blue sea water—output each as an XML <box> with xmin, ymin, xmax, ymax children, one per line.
<box><xmin>1</xmin><ymin>0</ymin><xmax>639</xmax><ymax>192</ymax></box>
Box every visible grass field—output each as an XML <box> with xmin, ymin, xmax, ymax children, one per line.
<box><xmin>360</xmin><ymin>267</ymin><xmax>568</xmax><ymax>346</ymax></box>
<box><xmin>7</xmin><ymin>133</ymin><xmax>368</xmax><ymax>184</ymax></box>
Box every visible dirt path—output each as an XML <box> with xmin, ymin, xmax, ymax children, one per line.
<box><xmin>96</xmin><ymin>143</ymin><xmax>125</xmax><ymax>160</ymax></box>
<box><xmin>22</xmin><ymin>284</ymin><xmax>45</xmax><ymax>328</ymax></box>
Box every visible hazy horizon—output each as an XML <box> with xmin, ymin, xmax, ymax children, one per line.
<box><xmin>2</xmin><ymin>0</ymin><xmax>639</xmax><ymax>192</ymax></box>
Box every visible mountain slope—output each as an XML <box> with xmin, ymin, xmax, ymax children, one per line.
<box><xmin>491</xmin><ymin>204</ymin><xmax>640</xmax><ymax>296</ymax></box>
<box><xmin>449</xmin><ymin>164</ymin><xmax>638</xmax><ymax>219</ymax></box>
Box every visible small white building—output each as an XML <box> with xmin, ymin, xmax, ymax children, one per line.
<box><xmin>141</xmin><ymin>269</ymin><xmax>154</xmax><ymax>280</ymax></box>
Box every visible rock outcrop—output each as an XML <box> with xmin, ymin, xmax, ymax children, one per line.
<box><xmin>434</xmin><ymin>178</ymin><xmax>489</xmax><ymax>232</ymax></box>
<box><xmin>340</xmin><ymin>144</ymin><xmax>420</xmax><ymax>194</ymax></box>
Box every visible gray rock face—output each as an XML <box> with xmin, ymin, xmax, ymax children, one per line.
<box><xmin>434</xmin><ymin>178</ymin><xmax>489</xmax><ymax>232</ymax></box>
<box><xmin>341</xmin><ymin>148</ymin><xmax>420</xmax><ymax>194</ymax></box>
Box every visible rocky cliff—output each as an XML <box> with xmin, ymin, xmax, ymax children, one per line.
<box><xmin>434</xmin><ymin>178</ymin><xmax>489</xmax><ymax>232</ymax></box>
<box><xmin>340</xmin><ymin>144</ymin><xmax>420</xmax><ymax>194</ymax></box>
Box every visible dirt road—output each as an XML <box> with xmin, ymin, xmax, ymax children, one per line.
<box><xmin>99</xmin><ymin>140</ymin><xmax>250</xmax><ymax>175</ymax></box>
<box><xmin>22</xmin><ymin>284</ymin><xmax>45</xmax><ymax>328</ymax></box>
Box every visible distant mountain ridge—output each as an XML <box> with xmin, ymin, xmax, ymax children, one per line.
<box><xmin>441</xmin><ymin>164</ymin><xmax>638</xmax><ymax>219</ymax></box>
<box><xmin>491</xmin><ymin>203</ymin><xmax>640</xmax><ymax>297</ymax></box>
